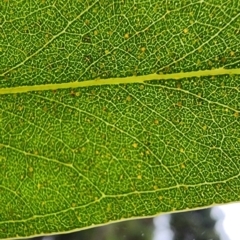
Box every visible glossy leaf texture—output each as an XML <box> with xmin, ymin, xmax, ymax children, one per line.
<box><xmin>0</xmin><ymin>0</ymin><xmax>240</xmax><ymax>239</ymax></box>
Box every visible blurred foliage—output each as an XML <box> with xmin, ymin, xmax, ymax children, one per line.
<box><xmin>170</xmin><ymin>208</ymin><xmax>221</xmax><ymax>240</ymax></box>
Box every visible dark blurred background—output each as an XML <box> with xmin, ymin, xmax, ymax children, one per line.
<box><xmin>26</xmin><ymin>207</ymin><xmax>228</xmax><ymax>240</ymax></box>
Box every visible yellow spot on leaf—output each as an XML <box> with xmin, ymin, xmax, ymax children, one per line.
<box><xmin>126</xmin><ymin>95</ymin><xmax>132</xmax><ymax>102</ymax></box>
<box><xmin>177</xmin><ymin>101</ymin><xmax>182</xmax><ymax>107</ymax></box>
<box><xmin>196</xmin><ymin>59</ymin><xmax>201</xmax><ymax>66</ymax></box>
<box><xmin>183</xmin><ymin>28</ymin><xmax>188</xmax><ymax>34</ymax></box>
<box><xmin>107</xmin><ymin>203</ymin><xmax>111</xmax><ymax>212</ymax></box>
<box><xmin>84</xmin><ymin>19</ymin><xmax>90</xmax><ymax>25</ymax></box>
<box><xmin>18</xmin><ymin>106</ymin><xmax>24</xmax><ymax>111</ymax></box>
<box><xmin>132</xmin><ymin>143</ymin><xmax>138</xmax><ymax>148</ymax></box>
<box><xmin>124</xmin><ymin>33</ymin><xmax>129</xmax><ymax>39</ymax></box>
<box><xmin>208</xmin><ymin>60</ymin><xmax>213</xmax><ymax>66</ymax></box>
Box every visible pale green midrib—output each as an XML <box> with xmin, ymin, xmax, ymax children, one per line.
<box><xmin>0</xmin><ymin>67</ymin><xmax>240</xmax><ymax>95</ymax></box>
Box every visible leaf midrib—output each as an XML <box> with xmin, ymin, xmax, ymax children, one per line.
<box><xmin>0</xmin><ymin>67</ymin><xmax>240</xmax><ymax>95</ymax></box>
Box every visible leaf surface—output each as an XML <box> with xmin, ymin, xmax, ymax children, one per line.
<box><xmin>0</xmin><ymin>0</ymin><xmax>240</xmax><ymax>239</ymax></box>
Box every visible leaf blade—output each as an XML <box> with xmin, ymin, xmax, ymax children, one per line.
<box><xmin>0</xmin><ymin>0</ymin><xmax>240</xmax><ymax>239</ymax></box>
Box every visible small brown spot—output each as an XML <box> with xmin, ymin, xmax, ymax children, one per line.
<box><xmin>84</xmin><ymin>55</ymin><xmax>92</xmax><ymax>63</ymax></box>
<box><xmin>234</xmin><ymin>111</ymin><xmax>239</xmax><ymax>118</ymax></box>
<box><xmin>177</xmin><ymin>101</ymin><xmax>182</xmax><ymax>107</ymax></box>
<box><xmin>82</xmin><ymin>34</ymin><xmax>91</xmax><ymax>43</ymax></box>
<box><xmin>220</xmin><ymin>57</ymin><xmax>226</xmax><ymax>63</ymax></box>
<box><xmin>163</xmin><ymin>66</ymin><xmax>170</xmax><ymax>73</ymax></box>
<box><xmin>70</xmin><ymin>90</ymin><xmax>76</xmax><ymax>96</ymax></box>
<box><xmin>176</xmin><ymin>82</ymin><xmax>182</xmax><ymax>89</ymax></box>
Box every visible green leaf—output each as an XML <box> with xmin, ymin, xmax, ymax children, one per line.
<box><xmin>0</xmin><ymin>0</ymin><xmax>240</xmax><ymax>239</ymax></box>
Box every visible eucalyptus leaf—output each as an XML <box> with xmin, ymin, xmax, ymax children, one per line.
<box><xmin>0</xmin><ymin>0</ymin><xmax>240</xmax><ymax>239</ymax></box>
